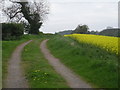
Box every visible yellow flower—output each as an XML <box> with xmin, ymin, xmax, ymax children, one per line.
<box><xmin>44</xmin><ymin>73</ymin><xmax>47</xmax><ymax>75</ymax></box>
<box><xmin>38</xmin><ymin>70</ymin><xmax>40</xmax><ymax>72</ymax></box>
<box><xmin>44</xmin><ymin>81</ymin><xmax>47</xmax><ymax>83</ymax></box>
<box><xmin>35</xmin><ymin>70</ymin><xmax>37</xmax><ymax>72</ymax></box>
<box><xmin>65</xmin><ymin>34</ymin><xmax>119</xmax><ymax>55</ymax></box>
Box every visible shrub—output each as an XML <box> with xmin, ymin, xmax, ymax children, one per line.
<box><xmin>2</xmin><ymin>23</ymin><xmax>24</xmax><ymax>40</ymax></box>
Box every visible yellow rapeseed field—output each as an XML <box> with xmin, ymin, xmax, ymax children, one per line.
<box><xmin>65</xmin><ymin>34</ymin><xmax>119</xmax><ymax>55</ymax></box>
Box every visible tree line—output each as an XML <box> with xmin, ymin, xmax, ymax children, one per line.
<box><xmin>2</xmin><ymin>0</ymin><xmax>49</xmax><ymax>40</ymax></box>
<box><xmin>57</xmin><ymin>24</ymin><xmax>120</xmax><ymax>37</ymax></box>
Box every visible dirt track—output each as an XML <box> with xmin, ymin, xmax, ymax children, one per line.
<box><xmin>4</xmin><ymin>40</ymin><xmax>32</xmax><ymax>88</ymax></box>
<box><xmin>40</xmin><ymin>39</ymin><xmax>92</xmax><ymax>88</ymax></box>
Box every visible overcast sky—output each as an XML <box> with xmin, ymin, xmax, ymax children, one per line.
<box><xmin>40</xmin><ymin>0</ymin><xmax>118</xmax><ymax>33</ymax></box>
<box><xmin>0</xmin><ymin>0</ymin><xmax>118</xmax><ymax>33</ymax></box>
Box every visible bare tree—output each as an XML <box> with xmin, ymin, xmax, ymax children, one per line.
<box><xmin>2</xmin><ymin>0</ymin><xmax>49</xmax><ymax>34</ymax></box>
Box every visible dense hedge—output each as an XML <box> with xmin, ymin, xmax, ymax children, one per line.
<box><xmin>2</xmin><ymin>23</ymin><xmax>24</xmax><ymax>40</ymax></box>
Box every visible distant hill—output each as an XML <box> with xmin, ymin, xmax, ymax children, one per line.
<box><xmin>99</xmin><ymin>28</ymin><xmax>120</xmax><ymax>37</ymax></box>
<box><xmin>57</xmin><ymin>28</ymin><xmax>120</xmax><ymax>37</ymax></box>
<box><xmin>57</xmin><ymin>30</ymin><xmax>73</xmax><ymax>35</ymax></box>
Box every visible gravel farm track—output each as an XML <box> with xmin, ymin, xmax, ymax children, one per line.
<box><xmin>4</xmin><ymin>39</ymin><xmax>92</xmax><ymax>88</ymax></box>
<box><xmin>40</xmin><ymin>39</ymin><xmax>92</xmax><ymax>88</ymax></box>
<box><xmin>4</xmin><ymin>40</ymin><xmax>32</xmax><ymax>88</ymax></box>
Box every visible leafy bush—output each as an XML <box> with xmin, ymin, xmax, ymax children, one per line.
<box><xmin>2</xmin><ymin>23</ymin><xmax>24</xmax><ymax>40</ymax></box>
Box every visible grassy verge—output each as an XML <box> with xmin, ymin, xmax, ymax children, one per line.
<box><xmin>47</xmin><ymin>35</ymin><xmax>118</xmax><ymax>88</ymax></box>
<box><xmin>2</xmin><ymin>40</ymin><xmax>27</xmax><ymax>81</ymax></box>
<box><xmin>2</xmin><ymin>35</ymin><xmax>41</xmax><ymax>87</ymax></box>
<box><xmin>22</xmin><ymin>39</ymin><xmax>69</xmax><ymax>88</ymax></box>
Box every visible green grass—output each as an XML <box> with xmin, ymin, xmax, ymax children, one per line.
<box><xmin>47</xmin><ymin>35</ymin><xmax>118</xmax><ymax>88</ymax></box>
<box><xmin>2</xmin><ymin>34</ymin><xmax>118</xmax><ymax>88</ymax></box>
<box><xmin>2</xmin><ymin>40</ymin><xmax>26</xmax><ymax>80</ymax></box>
<box><xmin>2</xmin><ymin>34</ymin><xmax>42</xmax><ymax>87</ymax></box>
<box><xmin>22</xmin><ymin>39</ymin><xmax>69</xmax><ymax>88</ymax></box>
<box><xmin>2</xmin><ymin>34</ymin><xmax>68</xmax><ymax>88</ymax></box>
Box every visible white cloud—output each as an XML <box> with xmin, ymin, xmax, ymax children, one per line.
<box><xmin>0</xmin><ymin>0</ymin><xmax>118</xmax><ymax>33</ymax></box>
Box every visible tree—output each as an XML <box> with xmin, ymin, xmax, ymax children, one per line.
<box><xmin>2</xmin><ymin>0</ymin><xmax>49</xmax><ymax>34</ymax></box>
<box><xmin>72</xmin><ymin>24</ymin><xmax>89</xmax><ymax>34</ymax></box>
